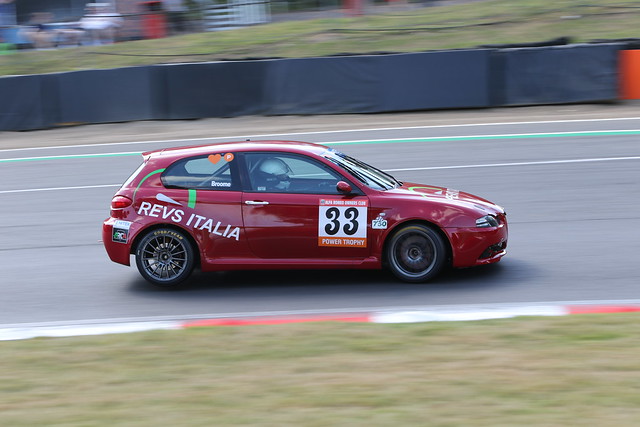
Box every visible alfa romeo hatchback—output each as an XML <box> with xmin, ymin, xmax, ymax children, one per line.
<box><xmin>103</xmin><ymin>141</ymin><xmax>507</xmax><ymax>288</ymax></box>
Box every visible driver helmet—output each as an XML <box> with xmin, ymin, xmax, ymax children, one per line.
<box><xmin>258</xmin><ymin>158</ymin><xmax>291</xmax><ymax>190</ymax></box>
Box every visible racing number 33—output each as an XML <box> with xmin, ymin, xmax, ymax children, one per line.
<box><xmin>318</xmin><ymin>199</ymin><xmax>368</xmax><ymax>248</ymax></box>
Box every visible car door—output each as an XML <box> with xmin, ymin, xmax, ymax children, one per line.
<box><xmin>241</xmin><ymin>152</ymin><xmax>370</xmax><ymax>260</ymax></box>
<box><xmin>159</xmin><ymin>151</ymin><xmax>251</xmax><ymax>261</ymax></box>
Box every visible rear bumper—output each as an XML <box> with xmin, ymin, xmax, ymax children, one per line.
<box><xmin>445</xmin><ymin>222</ymin><xmax>508</xmax><ymax>268</ymax></box>
<box><xmin>102</xmin><ymin>218</ymin><xmax>133</xmax><ymax>266</ymax></box>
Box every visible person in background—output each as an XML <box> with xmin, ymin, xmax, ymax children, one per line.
<box><xmin>80</xmin><ymin>3</ymin><xmax>123</xmax><ymax>45</ymax></box>
<box><xmin>20</xmin><ymin>12</ymin><xmax>55</xmax><ymax>49</ymax></box>
<box><xmin>164</xmin><ymin>0</ymin><xmax>187</xmax><ymax>34</ymax></box>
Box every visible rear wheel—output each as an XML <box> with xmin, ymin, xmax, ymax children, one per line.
<box><xmin>386</xmin><ymin>224</ymin><xmax>447</xmax><ymax>283</ymax></box>
<box><xmin>135</xmin><ymin>228</ymin><xmax>195</xmax><ymax>288</ymax></box>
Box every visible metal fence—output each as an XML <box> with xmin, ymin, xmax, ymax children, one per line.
<box><xmin>203</xmin><ymin>0</ymin><xmax>270</xmax><ymax>31</ymax></box>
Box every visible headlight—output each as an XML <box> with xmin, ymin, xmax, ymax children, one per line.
<box><xmin>476</xmin><ymin>215</ymin><xmax>499</xmax><ymax>228</ymax></box>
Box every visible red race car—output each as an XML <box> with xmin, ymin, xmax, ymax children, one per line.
<box><xmin>103</xmin><ymin>141</ymin><xmax>507</xmax><ymax>288</ymax></box>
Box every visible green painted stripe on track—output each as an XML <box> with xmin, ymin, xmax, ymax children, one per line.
<box><xmin>2</xmin><ymin>130</ymin><xmax>640</xmax><ymax>163</ymax></box>
<box><xmin>0</xmin><ymin>152</ymin><xmax>141</xmax><ymax>163</ymax></box>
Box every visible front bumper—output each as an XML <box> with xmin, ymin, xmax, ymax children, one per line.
<box><xmin>445</xmin><ymin>222</ymin><xmax>508</xmax><ymax>268</ymax></box>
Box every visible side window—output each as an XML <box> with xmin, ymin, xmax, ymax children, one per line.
<box><xmin>245</xmin><ymin>153</ymin><xmax>344</xmax><ymax>194</ymax></box>
<box><xmin>161</xmin><ymin>153</ymin><xmax>237</xmax><ymax>190</ymax></box>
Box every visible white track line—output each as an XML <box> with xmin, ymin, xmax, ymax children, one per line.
<box><xmin>386</xmin><ymin>156</ymin><xmax>640</xmax><ymax>172</ymax></box>
<box><xmin>2</xmin><ymin>116</ymin><xmax>640</xmax><ymax>153</ymax></box>
<box><xmin>1</xmin><ymin>151</ymin><xmax>141</xmax><ymax>162</ymax></box>
<box><xmin>3</xmin><ymin>130</ymin><xmax>640</xmax><ymax>163</ymax></box>
<box><xmin>0</xmin><ymin>184</ymin><xmax>120</xmax><ymax>194</ymax></box>
<box><xmin>3</xmin><ymin>155</ymin><xmax>640</xmax><ymax>194</ymax></box>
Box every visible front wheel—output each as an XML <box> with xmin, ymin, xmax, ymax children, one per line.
<box><xmin>135</xmin><ymin>228</ymin><xmax>195</xmax><ymax>288</ymax></box>
<box><xmin>386</xmin><ymin>224</ymin><xmax>447</xmax><ymax>283</ymax></box>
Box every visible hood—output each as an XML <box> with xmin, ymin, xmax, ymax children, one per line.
<box><xmin>389</xmin><ymin>182</ymin><xmax>504</xmax><ymax>215</ymax></box>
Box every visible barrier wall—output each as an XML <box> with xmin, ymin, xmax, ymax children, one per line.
<box><xmin>374</xmin><ymin>50</ymin><xmax>491</xmax><ymax>111</ymax></box>
<box><xmin>264</xmin><ymin>55</ymin><xmax>380</xmax><ymax>115</ymax></box>
<box><xmin>57</xmin><ymin>67</ymin><xmax>158</xmax><ymax>124</ymax></box>
<box><xmin>493</xmin><ymin>43</ymin><xmax>621</xmax><ymax>106</ymax></box>
<box><xmin>0</xmin><ymin>43</ymin><xmax>624</xmax><ymax>132</ymax></box>
<box><xmin>163</xmin><ymin>61</ymin><xmax>271</xmax><ymax>119</ymax></box>
<box><xmin>0</xmin><ymin>74</ymin><xmax>55</xmax><ymax>131</ymax></box>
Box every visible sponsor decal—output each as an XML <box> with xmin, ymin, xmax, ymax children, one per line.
<box><xmin>137</xmin><ymin>200</ymin><xmax>240</xmax><ymax>241</ymax></box>
<box><xmin>318</xmin><ymin>199</ymin><xmax>368</xmax><ymax>248</ymax></box>
<box><xmin>445</xmin><ymin>189</ymin><xmax>459</xmax><ymax>200</ymax></box>
<box><xmin>112</xmin><ymin>220</ymin><xmax>132</xmax><ymax>243</ymax></box>
<box><xmin>408</xmin><ymin>186</ymin><xmax>459</xmax><ymax>200</ymax></box>
<box><xmin>372</xmin><ymin>213</ymin><xmax>388</xmax><ymax>230</ymax></box>
<box><xmin>408</xmin><ymin>185</ymin><xmax>442</xmax><ymax>196</ymax></box>
<box><xmin>156</xmin><ymin>193</ymin><xmax>182</xmax><ymax>206</ymax></box>
<box><xmin>208</xmin><ymin>153</ymin><xmax>235</xmax><ymax>164</ymax></box>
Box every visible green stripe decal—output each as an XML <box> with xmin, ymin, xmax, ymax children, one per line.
<box><xmin>133</xmin><ymin>168</ymin><xmax>165</xmax><ymax>198</ymax></box>
<box><xmin>188</xmin><ymin>189</ymin><xmax>197</xmax><ymax>208</ymax></box>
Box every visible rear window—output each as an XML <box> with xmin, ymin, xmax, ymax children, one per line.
<box><xmin>161</xmin><ymin>153</ymin><xmax>238</xmax><ymax>190</ymax></box>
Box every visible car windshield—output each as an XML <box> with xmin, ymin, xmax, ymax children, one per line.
<box><xmin>323</xmin><ymin>149</ymin><xmax>401</xmax><ymax>191</ymax></box>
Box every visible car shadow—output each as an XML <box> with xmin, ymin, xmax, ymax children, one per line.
<box><xmin>127</xmin><ymin>257</ymin><xmax>536</xmax><ymax>297</ymax></box>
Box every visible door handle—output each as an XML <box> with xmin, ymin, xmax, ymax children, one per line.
<box><xmin>245</xmin><ymin>200</ymin><xmax>269</xmax><ymax>205</ymax></box>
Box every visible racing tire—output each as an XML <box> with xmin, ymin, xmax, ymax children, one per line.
<box><xmin>135</xmin><ymin>228</ymin><xmax>195</xmax><ymax>288</ymax></box>
<box><xmin>386</xmin><ymin>224</ymin><xmax>447</xmax><ymax>283</ymax></box>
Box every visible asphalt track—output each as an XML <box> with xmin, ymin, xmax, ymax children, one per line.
<box><xmin>1</xmin><ymin>107</ymin><xmax>639</xmax><ymax>326</ymax></box>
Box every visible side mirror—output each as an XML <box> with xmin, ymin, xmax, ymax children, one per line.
<box><xmin>336</xmin><ymin>181</ymin><xmax>352</xmax><ymax>194</ymax></box>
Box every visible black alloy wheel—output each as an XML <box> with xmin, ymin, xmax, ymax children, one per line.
<box><xmin>386</xmin><ymin>224</ymin><xmax>447</xmax><ymax>283</ymax></box>
<box><xmin>135</xmin><ymin>228</ymin><xmax>195</xmax><ymax>287</ymax></box>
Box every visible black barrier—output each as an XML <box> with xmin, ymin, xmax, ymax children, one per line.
<box><xmin>148</xmin><ymin>65</ymin><xmax>169</xmax><ymax>120</ymax></box>
<box><xmin>264</xmin><ymin>50</ymin><xmax>492</xmax><ymax>115</ymax></box>
<box><xmin>494</xmin><ymin>43</ymin><xmax>621</xmax><ymax>106</ymax></box>
<box><xmin>374</xmin><ymin>50</ymin><xmax>492</xmax><ymax>111</ymax></box>
<box><xmin>56</xmin><ymin>67</ymin><xmax>157</xmax><ymax>125</ymax></box>
<box><xmin>0</xmin><ymin>74</ymin><xmax>55</xmax><ymax>131</ymax></box>
<box><xmin>264</xmin><ymin>56</ymin><xmax>379</xmax><ymax>115</ymax></box>
<box><xmin>0</xmin><ymin>44</ymin><xmax>626</xmax><ymax>132</ymax></box>
<box><xmin>161</xmin><ymin>61</ymin><xmax>271</xmax><ymax>119</ymax></box>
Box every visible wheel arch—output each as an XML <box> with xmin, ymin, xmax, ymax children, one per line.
<box><xmin>130</xmin><ymin>223</ymin><xmax>201</xmax><ymax>268</ymax></box>
<box><xmin>382</xmin><ymin>219</ymin><xmax>453</xmax><ymax>268</ymax></box>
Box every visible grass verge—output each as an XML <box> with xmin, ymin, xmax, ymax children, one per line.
<box><xmin>1</xmin><ymin>313</ymin><xmax>640</xmax><ymax>425</ymax></box>
<box><xmin>1</xmin><ymin>0</ymin><xmax>640</xmax><ymax>76</ymax></box>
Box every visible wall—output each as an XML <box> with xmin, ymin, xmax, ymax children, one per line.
<box><xmin>0</xmin><ymin>43</ymin><xmax>624</xmax><ymax>132</ymax></box>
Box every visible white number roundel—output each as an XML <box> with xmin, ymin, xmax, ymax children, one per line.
<box><xmin>318</xmin><ymin>199</ymin><xmax>368</xmax><ymax>248</ymax></box>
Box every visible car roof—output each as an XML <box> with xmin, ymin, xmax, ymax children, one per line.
<box><xmin>142</xmin><ymin>140</ymin><xmax>330</xmax><ymax>161</ymax></box>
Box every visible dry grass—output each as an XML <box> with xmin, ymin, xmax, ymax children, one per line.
<box><xmin>1</xmin><ymin>313</ymin><xmax>640</xmax><ymax>425</ymax></box>
<box><xmin>1</xmin><ymin>0</ymin><xmax>640</xmax><ymax>76</ymax></box>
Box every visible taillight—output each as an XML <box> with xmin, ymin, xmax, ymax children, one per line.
<box><xmin>111</xmin><ymin>195</ymin><xmax>133</xmax><ymax>209</ymax></box>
